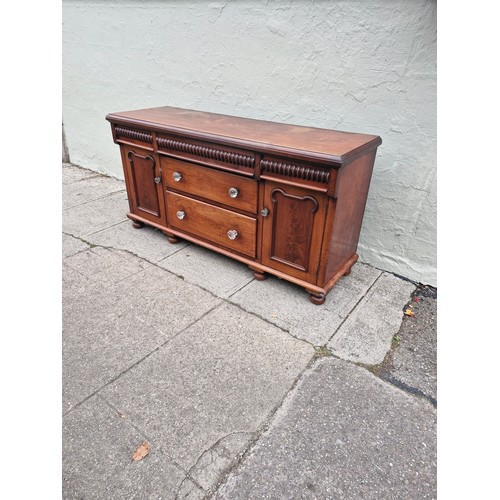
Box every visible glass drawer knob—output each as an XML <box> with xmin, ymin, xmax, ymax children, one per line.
<box><xmin>228</xmin><ymin>187</ymin><xmax>239</xmax><ymax>198</ymax></box>
<box><xmin>173</xmin><ymin>172</ymin><xmax>182</xmax><ymax>182</ymax></box>
<box><xmin>154</xmin><ymin>176</ymin><xmax>161</xmax><ymax>184</ymax></box>
<box><xmin>176</xmin><ymin>210</ymin><xmax>185</xmax><ymax>220</ymax></box>
<box><xmin>227</xmin><ymin>229</ymin><xmax>238</xmax><ymax>240</ymax></box>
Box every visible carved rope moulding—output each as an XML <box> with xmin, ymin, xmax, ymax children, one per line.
<box><xmin>261</xmin><ymin>159</ymin><xmax>330</xmax><ymax>183</ymax></box>
<box><xmin>157</xmin><ymin>137</ymin><xmax>255</xmax><ymax>167</ymax></box>
<box><xmin>115</xmin><ymin>127</ymin><xmax>153</xmax><ymax>144</ymax></box>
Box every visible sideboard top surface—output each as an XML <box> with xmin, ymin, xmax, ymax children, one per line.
<box><xmin>106</xmin><ymin>106</ymin><xmax>381</xmax><ymax>164</ymax></box>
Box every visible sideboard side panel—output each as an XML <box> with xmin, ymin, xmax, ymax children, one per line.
<box><xmin>320</xmin><ymin>150</ymin><xmax>377</xmax><ymax>286</ymax></box>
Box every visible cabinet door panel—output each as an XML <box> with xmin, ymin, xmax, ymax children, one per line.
<box><xmin>121</xmin><ymin>145</ymin><xmax>166</xmax><ymax>225</ymax></box>
<box><xmin>261</xmin><ymin>181</ymin><xmax>326</xmax><ymax>283</ymax></box>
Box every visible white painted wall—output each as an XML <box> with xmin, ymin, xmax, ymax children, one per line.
<box><xmin>62</xmin><ymin>0</ymin><xmax>436</xmax><ymax>286</ymax></box>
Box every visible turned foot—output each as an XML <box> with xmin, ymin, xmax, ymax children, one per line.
<box><xmin>344</xmin><ymin>267</ymin><xmax>352</xmax><ymax>277</ymax></box>
<box><xmin>132</xmin><ymin>220</ymin><xmax>145</xmax><ymax>229</ymax></box>
<box><xmin>167</xmin><ymin>234</ymin><xmax>181</xmax><ymax>244</ymax></box>
<box><xmin>251</xmin><ymin>269</ymin><xmax>267</xmax><ymax>281</ymax></box>
<box><xmin>309</xmin><ymin>292</ymin><xmax>326</xmax><ymax>305</ymax></box>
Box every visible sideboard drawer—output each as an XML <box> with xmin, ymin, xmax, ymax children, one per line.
<box><xmin>162</xmin><ymin>157</ymin><xmax>258</xmax><ymax>213</ymax></box>
<box><xmin>166</xmin><ymin>191</ymin><xmax>257</xmax><ymax>258</ymax></box>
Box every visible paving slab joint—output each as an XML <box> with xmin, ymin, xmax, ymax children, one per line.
<box><xmin>63</xmin><ymin>231</ymin><xmax>98</xmax><ymax>250</ymax></box>
<box><xmin>64</xmin><ymin>161</ymin><xmax>123</xmax><ymax>182</ymax></box>
<box><xmin>175</xmin><ymin>431</ymin><xmax>251</xmax><ymax>500</ymax></box>
<box><xmin>95</xmin><ymin>396</ymin><xmax>208</xmax><ymax>496</ymax></box>
<box><xmin>206</xmin><ymin>353</ymin><xmax>321</xmax><ymax>498</ymax></box>
<box><xmin>224</xmin><ymin>298</ymin><xmax>317</xmax><ymax>350</ymax></box>
<box><xmin>64</xmin><ymin>229</ymin><xmax>188</xmax><ymax>275</ymax></box>
<box><xmin>326</xmin><ymin>271</ymin><xmax>384</xmax><ymax>345</ymax></box>
<box><xmin>354</xmin><ymin>360</ymin><xmax>437</xmax><ymax>409</ymax></box>
<box><xmin>62</xmin><ymin>187</ymin><xmax>127</xmax><ymax>212</ymax></box>
<box><xmin>379</xmin><ymin>373</ymin><xmax>437</xmax><ymax>407</ymax></box>
<box><xmin>313</xmin><ymin>346</ymin><xmax>333</xmax><ymax>358</ymax></box>
<box><xmin>63</xmin><ymin>301</ymin><xmax>224</xmax><ymax>418</ymax></box>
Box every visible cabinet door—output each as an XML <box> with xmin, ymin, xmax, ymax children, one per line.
<box><xmin>261</xmin><ymin>181</ymin><xmax>327</xmax><ymax>283</ymax></box>
<box><xmin>121</xmin><ymin>145</ymin><xmax>166</xmax><ymax>226</ymax></box>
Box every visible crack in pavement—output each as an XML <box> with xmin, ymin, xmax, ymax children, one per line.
<box><xmin>62</xmin><ymin>186</ymin><xmax>435</xmax><ymax>497</ymax></box>
<box><xmin>203</xmin><ymin>353</ymin><xmax>323</xmax><ymax>498</ymax></box>
<box><xmin>174</xmin><ymin>431</ymin><xmax>252</xmax><ymax>500</ymax></box>
<box><xmin>95</xmin><ymin>393</ymin><xmax>207</xmax><ymax>495</ymax></box>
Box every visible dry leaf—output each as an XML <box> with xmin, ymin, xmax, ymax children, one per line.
<box><xmin>404</xmin><ymin>308</ymin><xmax>415</xmax><ymax>317</ymax></box>
<box><xmin>132</xmin><ymin>441</ymin><xmax>150</xmax><ymax>461</ymax></box>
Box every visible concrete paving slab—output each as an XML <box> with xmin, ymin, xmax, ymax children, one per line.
<box><xmin>63</xmin><ymin>173</ymin><xmax>125</xmax><ymax>210</ymax></box>
<box><xmin>63</xmin><ymin>163</ymin><xmax>99</xmax><ymax>185</ymax></box>
<box><xmin>64</xmin><ymin>246</ymin><xmax>151</xmax><ymax>289</ymax></box>
<box><xmin>63</xmin><ymin>233</ymin><xmax>91</xmax><ymax>258</ymax></box>
<box><xmin>63</xmin><ymin>395</ymin><xmax>203</xmax><ymax>499</ymax></box>
<box><xmin>328</xmin><ymin>272</ymin><xmax>415</xmax><ymax>365</ymax></box>
<box><xmin>87</xmin><ymin>220</ymin><xmax>189</xmax><ymax>263</ymax></box>
<box><xmin>100</xmin><ymin>302</ymin><xmax>314</xmax><ymax>490</ymax></box>
<box><xmin>158</xmin><ymin>244</ymin><xmax>254</xmax><ymax>298</ymax></box>
<box><xmin>381</xmin><ymin>288</ymin><xmax>437</xmax><ymax>403</ymax></box>
<box><xmin>62</xmin><ymin>190</ymin><xmax>129</xmax><ymax>237</ymax></box>
<box><xmin>230</xmin><ymin>263</ymin><xmax>382</xmax><ymax>345</ymax></box>
<box><xmin>63</xmin><ymin>251</ymin><xmax>221</xmax><ymax>411</ymax></box>
<box><xmin>216</xmin><ymin>357</ymin><xmax>436</xmax><ymax>500</ymax></box>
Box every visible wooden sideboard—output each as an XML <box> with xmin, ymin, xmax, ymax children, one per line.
<box><xmin>106</xmin><ymin>106</ymin><xmax>381</xmax><ymax>304</ymax></box>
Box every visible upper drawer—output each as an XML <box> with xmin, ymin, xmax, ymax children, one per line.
<box><xmin>162</xmin><ymin>157</ymin><xmax>258</xmax><ymax>214</ymax></box>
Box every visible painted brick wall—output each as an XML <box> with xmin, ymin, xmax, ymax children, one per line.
<box><xmin>62</xmin><ymin>0</ymin><xmax>436</xmax><ymax>286</ymax></box>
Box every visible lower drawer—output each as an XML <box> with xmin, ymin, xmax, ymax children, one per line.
<box><xmin>166</xmin><ymin>191</ymin><xmax>257</xmax><ymax>258</ymax></box>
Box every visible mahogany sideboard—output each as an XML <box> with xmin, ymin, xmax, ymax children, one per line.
<box><xmin>106</xmin><ymin>106</ymin><xmax>381</xmax><ymax>304</ymax></box>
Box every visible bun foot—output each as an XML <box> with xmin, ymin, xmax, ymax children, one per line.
<box><xmin>309</xmin><ymin>292</ymin><xmax>326</xmax><ymax>305</ymax></box>
<box><xmin>132</xmin><ymin>220</ymin><xmax>145</xmax><ymax>229</ymax></box>
<box><xmin>344</xmin><ymin>267</ymin><xmax>352</xmax><ymax>277</ymax></box>
<box><xmin>167</xmin><ymin>235</ymin><xmax>181</xmax><ymax>244</ymax></box>
<box><xmin>252</xmin><ymin>270</ymin><xmax>267</xmax><ymax>281</ymax></box>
